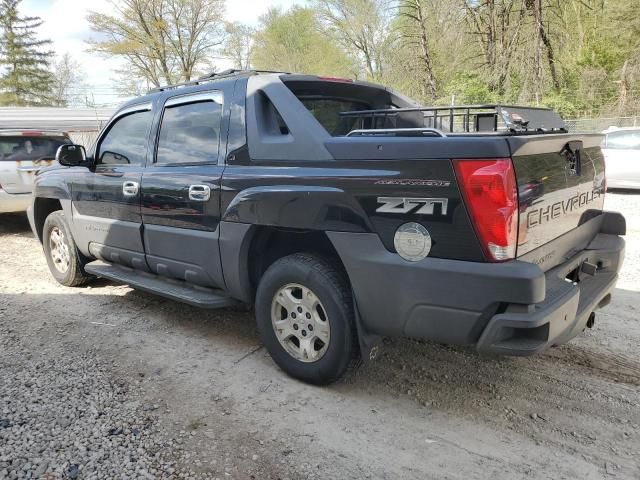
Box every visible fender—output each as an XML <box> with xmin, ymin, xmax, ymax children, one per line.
<box><xmin>32</xmin><ymin>168</ymin><xmax>75</xmax><ymax>202</ymax></box>
<box><xmin>219</xmin><ymin>185</ymin><xmax>374</xmax><ymax>303</ymax></box>
<box><xmin>30</xmin><ymin>168</ymin><xmax>84</xmax><ymax>252</ymax></box>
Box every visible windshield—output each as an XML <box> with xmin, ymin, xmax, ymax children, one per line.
<box><xmin>0</xmin><ymin>136</ymin><xmax>71</xmax><ymax>161</ymax></box>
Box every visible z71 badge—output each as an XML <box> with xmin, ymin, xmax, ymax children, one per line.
<box><xmin>376</xmin><ymin>197</ymin><xmax>449</xmax><ymax>215</ymax></box>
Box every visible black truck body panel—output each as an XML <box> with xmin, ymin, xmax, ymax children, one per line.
<box><xmin>220</xmin><ymin>159</ymin><xmax>484</xmax><ymax>261</ymax></box>
<box><xmin>28</xmin><ymin>71</ymin><xmax>625</xmax><ymax>358</ymax></box>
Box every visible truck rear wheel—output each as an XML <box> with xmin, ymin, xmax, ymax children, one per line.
<box><xmin>255</xmin><ymin>253</ymin><xmax>359</xmax><ymax>385</ymax></box>
<box><xmin>42</xmin><ymin>211</ymin><xmax>92</xmax><ymax>287</ymax></box>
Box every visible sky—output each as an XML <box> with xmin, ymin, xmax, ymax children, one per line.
<box><xmin>21</xmin><ymin>0</ymin><xmax>306</xmax><ymax>106</ymax></box>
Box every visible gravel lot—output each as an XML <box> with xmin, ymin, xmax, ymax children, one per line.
<box><xmin>0</xmin><ymin>191</ymin><xmax>639</xmax><ymax>480</ymax></box>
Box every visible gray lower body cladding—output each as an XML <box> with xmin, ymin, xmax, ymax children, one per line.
<box><xmin>327</xmin><ymin>213</ymin><xmax>625</xmax><ymax>355</ymax></box>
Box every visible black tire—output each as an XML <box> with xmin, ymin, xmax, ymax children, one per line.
<box><xmin>42</xmin><ymin>211</ymin><xmax>93</xmax><ymax>287</ymax></box>
<box><xmin>255</xmin><ymin>253</ymin><xmax>360</xmax><ymax>385</ymax></box>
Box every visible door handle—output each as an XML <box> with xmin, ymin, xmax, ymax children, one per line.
<box><xmin>189</xmin><ymin>185</ymin><xmax>211</xmax><ymax>201</ymax></box>
<box><xmin>122</xmin><ymin>181</ymin><xmax>139</xmax><ymax>196</ymax></box>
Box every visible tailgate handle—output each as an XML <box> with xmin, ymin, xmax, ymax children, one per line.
<box><xmin>562</xmin><ymin>141</ymin><xmax>583</xmax><ymax>176</ymax></box>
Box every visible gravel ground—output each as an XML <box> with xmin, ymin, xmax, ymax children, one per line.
<box><xmin>0</xmin><ymin>327</ymin><xmax>181</xmax><ymax>480</ymax></box>
<box><xmin>0</xmin><ymin>191</ymin><xmax>639</xmax><ymax>479</ymax></box>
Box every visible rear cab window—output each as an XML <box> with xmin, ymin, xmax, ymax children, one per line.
<box><xmin>283</xmin><ymin>78</ymin><xmax>416</xmax><ymax>136</ymax></box>
<box><xmin>298</xmin><ymin>98</ymin><xmax>370</xmax><ymax>136</ymax></box>
<box><xmin>0</xmin><ymin>134</ymin><xmax>70</xmax><ymax>161</ymax></box>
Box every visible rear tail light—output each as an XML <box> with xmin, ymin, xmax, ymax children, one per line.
<box><xmin>453</xmin><ymin>158</ymin><xmax>518</xmax><ymax>262</ymax></box>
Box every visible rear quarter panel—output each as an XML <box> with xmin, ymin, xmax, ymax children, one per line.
<box><xmin>221</xmin><ymin>158</ymin><xmax>485</xmax><ymax>261</ymax></box>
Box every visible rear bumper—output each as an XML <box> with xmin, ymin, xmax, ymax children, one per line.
<box><xmin>0</xmin><ymin>190</ymin><xmax>31</xmax><ymax>213</ymax></box>
<box><xmin>476</xmin><ymin>234</ymin><xmax>622</xmax><ymax>355</ymax></box>
<box><xmin>327</xmin><ymin>211</ymin><xmax>625</xmax><ymax>356</ymax></box>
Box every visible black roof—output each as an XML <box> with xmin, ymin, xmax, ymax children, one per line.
<box><xmin>115</xmin><ymin>70</ymin><xmax>288</xmax><ymax>112</ymax></box>
<box><xmin>147</xmin><ymin>69</ymin><xmax>288</xmax><ymax>94</ymax></box>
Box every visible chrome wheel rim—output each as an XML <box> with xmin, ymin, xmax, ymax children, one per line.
<box><xmin>49</xmin><ymin>227</ymin><xmax>70</xmax><ymax>274</ymax></box>
<box><xmin>271</xmin><ymin>283</ymin><xmax>330</xmax><ymax>363</ymax></box>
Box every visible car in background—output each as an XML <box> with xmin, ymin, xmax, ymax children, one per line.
<box><xmin>0</xmin><ymin>130</ymin><xmax>72</xmax><ymax>213</ymax></box>
<box><xmin>602</xmin><ymin>126</ymin><xmax>640</xmax><ymax>190</ymax></box>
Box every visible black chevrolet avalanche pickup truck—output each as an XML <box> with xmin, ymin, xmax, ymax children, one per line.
<box><xmin>28</xmin><ymin>70</ymin><xmax>626</xmax><ymax>384</ymax></box>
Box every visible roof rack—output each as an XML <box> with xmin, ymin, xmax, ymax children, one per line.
<box><xmin>147</xmin><ymin>69</ymin><xmax>288</xmax><ymax>94</ymax></box>
<box><xmin>340</xmin><ymin>104</ymin><xmax>568</xmax><ymax>135</ymax></box>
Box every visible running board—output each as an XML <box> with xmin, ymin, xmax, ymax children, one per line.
<box><xmin>85</xmin><ymin>261</ymin><xmax>237</xmax><ymax>309</ymax></box>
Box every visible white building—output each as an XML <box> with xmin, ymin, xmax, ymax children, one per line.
<box><xmin>0</xmin><ymin>107</ymin><xmax>116</xmax><ymax>146</ymax></box>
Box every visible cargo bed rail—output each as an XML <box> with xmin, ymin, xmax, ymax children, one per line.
<box><xmin>340</xmin><ymin>104</ymin><xmax>568</xmax><ymax>136</ymax></box>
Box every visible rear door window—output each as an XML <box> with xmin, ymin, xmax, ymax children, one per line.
<box><xmin>156</xmin><ymin>94</ymin><xmax>223</xmax><ymax>165</ymax></box>
<box><xmin>0</xmin><ymin>136</ymin><xmax>70</xmax><ymax>161</ymax></box>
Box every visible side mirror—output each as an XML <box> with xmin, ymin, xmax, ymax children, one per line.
<box><xmin>56</xmin><ymin>144</ymin><xmax>87</xmax><ymax>167</ymax></box>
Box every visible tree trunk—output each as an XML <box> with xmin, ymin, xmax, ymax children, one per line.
<box><xmin>531</xmin><ymin>0</ymin><xmax>560</xmax><ymax>91</ymax></box>
<box><xmin>618</xmin><ymin>60</ymin><xmax>629</xmax><ymax>115</ymax></box>
<box><xmin>405</xmin><ymin>0</ymin><xmax>437</xmax><ymax>99</ymax></box>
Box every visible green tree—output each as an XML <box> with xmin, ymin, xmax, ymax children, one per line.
<box><xmin>0</xmin><ymin>0</ymin><xmax>54</xmax><ymax>106</ymax></box>
<box><xmin>461</xmin><ymin>0</ymin><xmax>527</xmax><ymax>95</ymax></box>
<box><xmin>396</xmin><ymin>0</ymin><xmax>438</xmax><ymax>99</ymax></box>
<box><xmin>445</xmin><ymin>72</ymin><xmax>498</xmax><ymax>105</ymax></box>
<box><xmin>313</xmin><ymin>0</ymin><xmax>391</xmax><ymax>81</ymax></box>
<box><xmin>252</xmin><ymin>7</ymin><xmax>356</xmax><ymax>77</ymax></box>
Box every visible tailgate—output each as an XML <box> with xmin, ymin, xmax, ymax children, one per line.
<box><xmin>508</xmin><ymin>134</ymin><xmax>606</xmax><ymax>258</ymax></box>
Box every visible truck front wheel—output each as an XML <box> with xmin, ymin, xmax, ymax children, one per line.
<box><xmin>255</xmin><ymin>253</ymin><xmax>359</xmax><ymax>385</ymax></box>
<box><xmin>42</xmin><ymin>211</ymin><xmax>93</xmax><ymax>287</ymax></box>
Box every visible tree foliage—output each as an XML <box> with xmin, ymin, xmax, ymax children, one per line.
<box><xmin>80</xmin><ymin>0</ymin><xmax>640</xmax><ymax>117</ymax></box>
<box><xmin>88</xmin><ymin>0</ymin><xmax>225</xmax><ymax>87</ymax></box>
<box><xmin>247</xmin><ymin>0</ymin><xmax>640</xmax><ymax>117</ymax></box>
<box><xmin>51</xmin><ymin>53</ymin><xmax>87</xmax><ymax>107</ymax></box>
<box><xmin>0</xmin><ymin>0</ymin><xmax>54</xmax><ymax>106</ymax></box>
<box><xmin>223</xmin><ymin>22</ymin><xmax>254</xmax><ymax>70</ymax></box>
<box><xmin>313</xmin><ymin>0</ymin><xmax>392</xmax><ymax>81</ymax></box>
<box><xmin>251</xmin><ymin>7</ymin><xmax>355</xmax><ymax>77</ymax></box>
